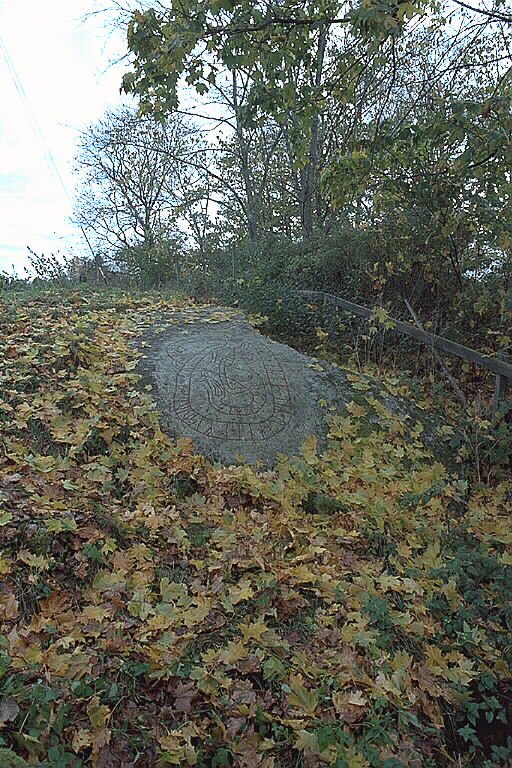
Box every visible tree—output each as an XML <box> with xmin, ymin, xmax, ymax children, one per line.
<box><xmin>120</xmin><ymin>0</ymin><xmax>511</xmax><ymax>190</ymax></box>
<box><xmin>73</xmin><ymin>106</ymin><xmax>198</xmax><ymax>264</ymax></box>
<box><xmin>322</xmin><ymin>17</ymin><xmax>512</xmax><ymax>304</ymax></box>
<box><xmin>120</xmin><ymin>0</ymin><xmax>422</xmax><ymax>124</ymax></box>
<box><xmin>107</xmin><ymin>0</ymin><xmax>511</xmax><ymax>319</ymax></box>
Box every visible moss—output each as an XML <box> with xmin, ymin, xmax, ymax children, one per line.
<box><xmin>0</xmin><ymin>748</ymin><xmax>30</xmax><ymax>767</ymax></box>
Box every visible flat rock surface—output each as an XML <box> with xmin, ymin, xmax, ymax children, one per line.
<box><xmin>138</xmin><ymin>307</ymin><xmax>444</xmax><ymax>467</ymax></box>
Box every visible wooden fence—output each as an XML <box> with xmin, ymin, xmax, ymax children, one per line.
<box><xmin>299</xmin><ymin>290</ymin><xmax>511</xmax><ymax>413</ymax></box>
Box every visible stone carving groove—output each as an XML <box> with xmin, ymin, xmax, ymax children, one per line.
<box><xmin>171</xmin><ymin>341</ymin><xmax>291</xmax><ymax>441</ymax></box>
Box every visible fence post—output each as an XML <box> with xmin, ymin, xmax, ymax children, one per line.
<box><xmin>493</xmin><ymin>353</ymin><xmax>511</xmax><ymax>414</ymax></box>
<box><xmin>298</xmin><ymin>290</ymin><xmax>512</xmax><ymax>406</ymax></box>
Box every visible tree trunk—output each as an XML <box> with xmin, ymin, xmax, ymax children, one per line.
<box><xmin>299</xmin><ymin>28</ymin><xmax>327</xmax><ymax>239</ymax></box>
<box><xmin>232</xmin><ymin>71</ymin><xmax>258</xmax><ymax>242</ymax></box>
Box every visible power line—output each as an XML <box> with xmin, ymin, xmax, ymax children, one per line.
<box><xmin>0</xmin><ymin>33</ymin><xmax>96</xmax><ymax>259</ymax></box>
<box><xmin>0</xmin><ymin>34</ymin><xmax>71</xmax><ymax>204</ymax></box>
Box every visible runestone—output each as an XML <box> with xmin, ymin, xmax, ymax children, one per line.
<box><xmin>136</xmin><ymin>306</ymin><xmax>450</xmax><ymax>469</ymax></box>
<box><xmin>138</xmin><ymin>307</ymin><xmax>449</xmax><ymax>467</ymax></box>
<box><xmin>172</xmin><ymin>341</ymin><xmax>292</xmax><ymax>442</ymax></box>
<box><xmin>138</xmin><ymin>307</ymin><xmax>329</xmax><ymax>465</ymax></box>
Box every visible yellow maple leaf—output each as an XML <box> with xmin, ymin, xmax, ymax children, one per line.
<box><xmin>0</xmin><ymin>512</ymin><xmax>13</xmax><ymax>527</ymax></box>
<box><xmin>344</xmin><ymin>746</ymin><xmax>371</xmax><ymax>768</ymax></box>
<box><xmin>22</xmin><ymin>645</ymin><xmax>43</xmax><ymax>666</ymax></box>
<box><xmin>45</xmin><ymin>517</ymin><xmax>78</xmax><ymax>533</ymax></box>
<box><xmin>18</xmin><ymin>551</ymin><xmax>49</xmax><ymax>570</ymax></box>
<box><xmin>240</xmin><ymin>616</ymin><xmax>269</xmax><ymax>643</ymax></box>
<box><xmin>46</xmin><ymin>650</ymin><xmax>73</xmax><ymax>676</ymax></box>
<box><xmin>181</xmin><ymin>604</ymin><xmax>210</xmax><ymax>627</ymax></box>
<box><xmin>159</xmin><ymin>732</ymin><xmax>181</xmax><ymax>751</ymax></box>
<box><xmin>440</xmin><ymin>580</ymin><xmax>460</xmax><ymax>609</ymax></box>
<box><xmin>80</xmin><ymin>605</ymin><xmax>110</xmax><ymax>622</ymax></box>
<box><xmin>417</xmin><ymin>542</ymin><xmax>443</xmax><ymax>570</ymax></box>
<box><xmin>346</xmin><ymin>401</ymin><xmax>367</xmax><ymax>419</ymax></box>
<box><xmin>347</xmin><ymin>690</ymin><xmax>367</xmax><ymax>707</ymax></box>
<box><xmin>229</xmin><ymin>581</ymin><xmax>254</xmax><ymax>605</ymax></box>
<box><xmin>446</xmin><ymin>658</ymin><xmax>477</xmax><ymax>686</ymax></box>
<box><xmin>145</xmin><ymin>614</ymin><xmax>175</xmax><ymax>632</ymax></box>
<box><xmin>218</xmin><ymin>641</ymin><xmax>248</xmax><ymax>665</ymax></box>
<box><xmin>425</xmin><ymin>645</ymin><xmax>448</xmax><ymax>674</ymax></box>
<box><xmin>72</xmin><ymin>729</ymin><xmax>93</xmax><ymax>753</ymax></box>
<box><xmin>144</xmin><ymin>514</ymin><xmax>164</xmax><ymax>532</ymax></box>
<box><xmin>87</xmin><ymin>696</ymin><xmax>110</xmax><ymax>729</ymax></box>
<box><xmin>27</xmin><ymin>455</ymin><xmax>56</xmax><ymax>473</ymax></box>
<box><xmin>378</xmin><ymin>574</ymin><xmax>402</xmax><ymax>592</ymax></box>
<box><xmin>301</xmin><ymin>435</ymin><xmax>318</xmax><ymax>463</ymax></box>
<box><xmin>101</xmin><ymin>538</ymin><xmax>116</xmax><ymax>555</ymax></box>
<box><xmin>288</xmin><ymin>676</ymin><xmax>319</xmax><ymax>714</ymax></box>
<box><xmin>294</xmin><ymin>730</ymin><xmax>319</xmax><ymax>752</ymax></box>
<box><xmin>397</xmin><ymin>541</ymin><xmax>412</xmax><ymax>558</ymax></box>
<box><xmin>290</xmin><ymin>565</ymin><xmax>317</xmax><ymax>583</ymax></box>
<box><xmin>372</xmin><ymin>306</ymin><xmax>389</xmax><ymax>324</ymax></box>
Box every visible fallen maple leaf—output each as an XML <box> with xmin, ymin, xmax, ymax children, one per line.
<box><xmin>173</xmin><ymin>680</ymin><xmax>197</xmax><ymax>713</ymax></box>
<box><xmin>0</xmin><ymin>696</ymin><xmax>19</xmax><ymax>723</ymax></box>
<box><xmin>72</xmin><ymin>729</ymin><xmax>93</xmax><ymax>753</ymax></box>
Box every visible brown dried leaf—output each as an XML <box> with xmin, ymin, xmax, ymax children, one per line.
<box><xmin>0</xmin><ymin>696</ymin><xmax>19</xmax><ymax>723</ymax></box>
<box><xmin>174</xmin><ymin>680</ymin><xmax>197</xmax><ymax>713</ymax></box>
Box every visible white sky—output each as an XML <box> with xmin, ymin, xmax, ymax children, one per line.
<box><xmin>0</xmin><ymin>0</ymin><xmax>134</xmax><ymax>275</ymax></box>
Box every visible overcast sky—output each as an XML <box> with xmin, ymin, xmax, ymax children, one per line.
<box><xmin>0</xmin><ymin>0</ymin><xmax>133</xmax><ymax>275</ymax></box>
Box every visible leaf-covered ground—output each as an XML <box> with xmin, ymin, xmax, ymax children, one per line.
<box><xmin>0</xmin><ymin>291</ymin><xmax>510</xmax><ymax>768</ymax></box>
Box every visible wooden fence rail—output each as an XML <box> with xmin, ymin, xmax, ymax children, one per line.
<box><xmin>299</xmin><ymin>290</ymin><xmax>511</xmax><ymax>411</ymax></box>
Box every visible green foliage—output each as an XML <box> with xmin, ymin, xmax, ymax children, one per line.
<box><xmin>428</xmin><ymin>528</ymin><xmax>512</xmax><ymax>762</ymax></box>
<box><xmin>225</xmin><ymin>278</ymin><xmax>322</xmax><ymax>343</ymax></box>
<box><xmin>122</xmin><ymin>0</ymin><xmax>421</xmax><ymax>132</ymax></box>
<box><xmin>0</xmin><ymin>748</ymin><xmax>29</xmax><ymax>767</ymax></box>
<box><xmin>325</xmin><ymin>92</ymin><xmax>512</xmax><ymax>291</ymax></box>
<box><xmin>116</xmin><ymin>237</ymin><xmax>187</xmax><ymax>287</ymax></box>
<box><xmin>110</xmin><ymin>0</ymin><xmax>512</xmax><ymax>364</ymax></box>
<box><xmin>26</xmin><ymin>247</ymin><xmax>75</xmax><ymax>282</ymax></box>
<box><xmin>0</xmin><ymin>272</ymin><xmax>20</xmax><ymax>290</ymax></box>
<box><xmin>448</xmin><ymin>404</ymin><xmax>512</xmax><ymax>484</ymax></box>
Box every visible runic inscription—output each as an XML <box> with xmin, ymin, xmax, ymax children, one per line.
<box><xmin>172</xmin><ymin>341</ymin><xmax>292</xmax><ymax>440</ymax></box>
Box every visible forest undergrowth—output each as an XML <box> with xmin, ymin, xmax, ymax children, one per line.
<box><xmin>0</xmin><ymin>288</ymin><xmax>510</xmax><ymax>768</ymax></box>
